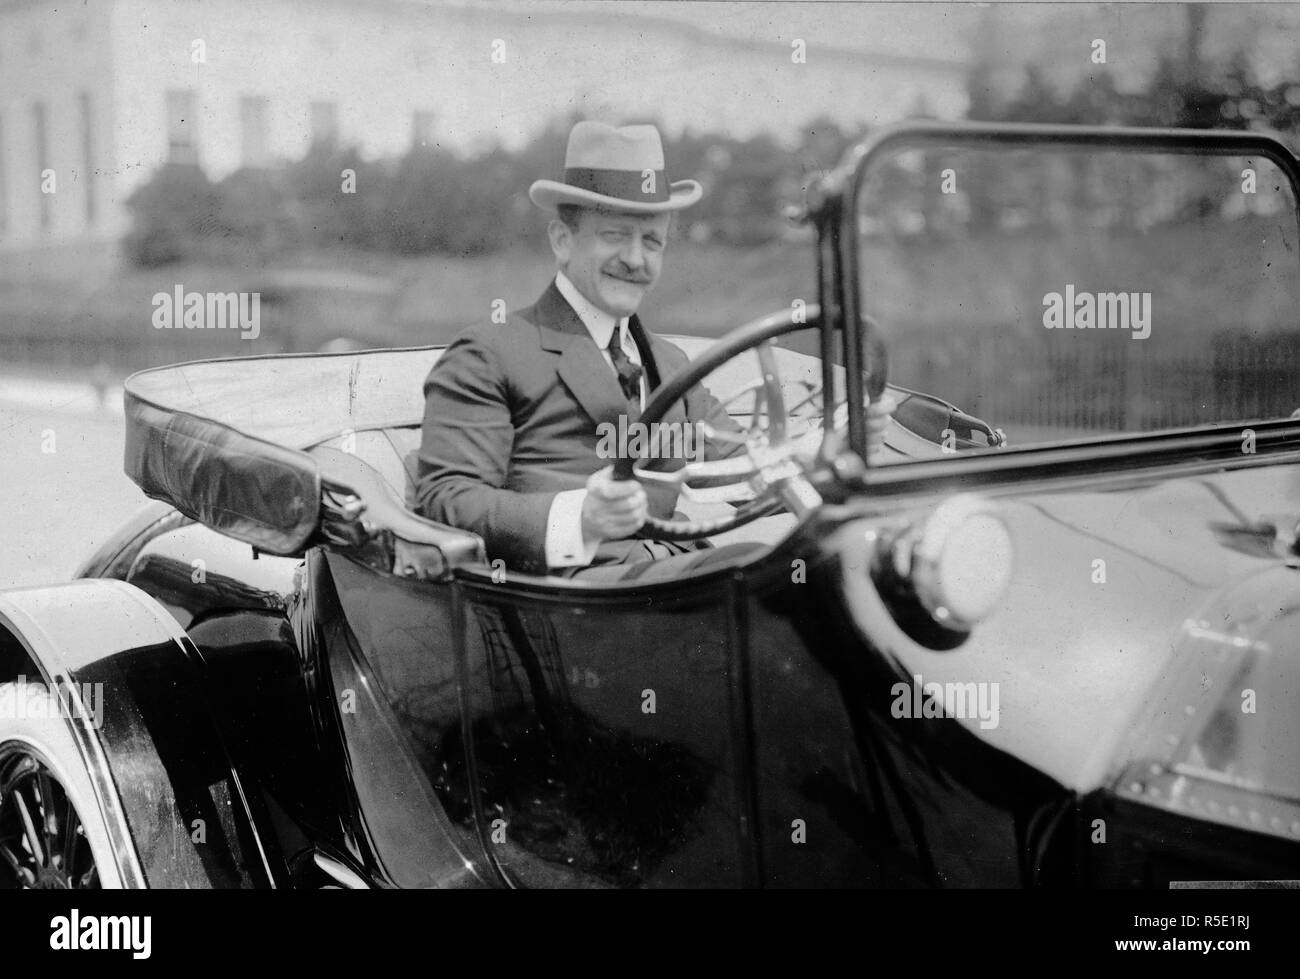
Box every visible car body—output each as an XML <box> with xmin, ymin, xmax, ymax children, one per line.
<box><xmin>2</xmin><ymin>121</ymin><xmax>1299</xmax><ymax>889</ymax></box>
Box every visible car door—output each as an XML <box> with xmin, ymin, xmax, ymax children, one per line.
<box><xmin>455</xmin><ymin>569</ymin><xmax>755</xmax><ymax>888</ymax></box>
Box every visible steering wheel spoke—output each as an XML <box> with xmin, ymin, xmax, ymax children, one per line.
<box><xmin>634</xmin><ymin>453</ymin><xmax>759</xmax><ymax>487</ymax></box>
<box><xmin>696</xmin><ymin>421</ymin><xmax>751</xmax><ymax>447</ymax></box>
<box><xmin>754</xmin><ymin>340</ymin><xmax>787</xmax><ymax>444</ymax></box>
<box><xmin>683</xmin><ymin>482</ymin><xmax>758</xmax><ymax>504</ymax></box>
<box><xmin>715</xmin><ymin>375</ymin><xmax>823</xmax><ymax>446</ymax></box>
<box><xmin>611</xmin><ymin>308</ymin><xmax>845</xmax><ymax>540</ymax></box>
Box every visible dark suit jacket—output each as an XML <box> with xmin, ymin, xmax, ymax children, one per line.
<box><xmin>415</xmin><ymin>281</ymin><xmax>740</xmax><ymax>573</ymax></box>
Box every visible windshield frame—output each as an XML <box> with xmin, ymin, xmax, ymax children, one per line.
<box><xmin>826</xmin><ymin>120</ymin><xmax>1300</xmax><ymax>466</ymax></box>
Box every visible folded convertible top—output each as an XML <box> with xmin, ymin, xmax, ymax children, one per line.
<box><xmin>120</xmin><ymin>336</ymin><xmax>820</xmax><ymax>554</ymax></box>
<box><xmin>123</xmin><ymin>346</ymin><xmax>443</xmax><ymax>554</ymax></box>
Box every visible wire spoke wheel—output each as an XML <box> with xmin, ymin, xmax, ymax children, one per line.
<box><xmin>0</xmin><ymin>683</ymin><xmax>124</xmax><ymax>889</ymax></box>
<box><xmin>0</xmin><ymin>745</ymin><xmax>99</xmax><ymax>889</ymax></box>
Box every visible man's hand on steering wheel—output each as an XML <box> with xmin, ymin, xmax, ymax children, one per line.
<box><xmin>609</xmin><ymin>307</ymin><xmax>891</xmax><ymax>541</ymax></box>
<box><xmin>582</xmin><ymin>466</ymin><xmax>648</xmax><ymax>544</ymax></box>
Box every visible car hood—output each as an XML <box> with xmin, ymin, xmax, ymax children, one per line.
<box><xmin>882</xmin><ymin>460</ymin><xmax>1300</xmax><ymax>792</ymax></box>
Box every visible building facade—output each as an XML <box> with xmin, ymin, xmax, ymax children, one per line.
<box><xmin>0</xmin><ymin>0</ymin><xmax>971</xmax><ymax>257</ymax></box>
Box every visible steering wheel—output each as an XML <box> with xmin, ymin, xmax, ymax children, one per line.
<box><xmin>611</xmin><ymin>307</ymin><xmax>886</xmax><ymax>540</ymax></box>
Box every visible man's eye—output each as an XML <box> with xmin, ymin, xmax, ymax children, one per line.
<box><xmin>601</xmin><ymin>231</ymin><xmax>626</xmax><ymax>242</ymax></box>
<box><xmin>644</xmin><ymin>238</ymin><xmax>663</xmax><ymax>252</ymax></box>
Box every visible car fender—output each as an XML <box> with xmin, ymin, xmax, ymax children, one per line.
<box><xmin>0</xmin><ymin>578</ymin><xmax>272</xmax><ymax>887</ymax></box>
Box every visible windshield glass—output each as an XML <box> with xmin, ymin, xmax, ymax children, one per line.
<box><xmin>855</xmin><ymin>142</ymin><xmax>1300</xmax><ymax>449</ymax></box>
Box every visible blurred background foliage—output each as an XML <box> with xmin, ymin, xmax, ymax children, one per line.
<box><xmin>122</xmin><ymin>115</ymin><xmax>821</xmax><ymax>264</ymax></box>
<box><xmin>7</xmin><ymin>14</ymin><xmax>1299</xmax><ymax>379</ymax></box>
<box><xmin>122</xmin><ymin>33</ymin><xmax>1300</xmax><ymax>267</ymax></box>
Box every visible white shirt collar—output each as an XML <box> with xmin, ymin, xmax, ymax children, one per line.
<box><xmin>555</xmin><ymin>271</ymin><xmax>628</xmax><ymax>352</ymax></box>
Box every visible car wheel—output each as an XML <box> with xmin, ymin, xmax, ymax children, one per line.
<box><xmin>0</xmin><ymin>683</ymin><xmax>123</xmax><ymax>889</ymax></box>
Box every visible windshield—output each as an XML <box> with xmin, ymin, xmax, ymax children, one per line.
<box><xmin>855</xmin><ymin>137</ymin><xmax>1300</xmax><ymax>450</ymax></box>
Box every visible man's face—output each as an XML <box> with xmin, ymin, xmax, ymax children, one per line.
<box><xmin>550</xmin><ymin>209</ymin><xmax>671</xmax><ymax>318</ymax></box>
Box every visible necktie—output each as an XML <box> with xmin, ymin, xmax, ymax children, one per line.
<box><xmin>607</xmin><ymin>326</ymin><xmax>643</xmax><ymax>413</ymax></box>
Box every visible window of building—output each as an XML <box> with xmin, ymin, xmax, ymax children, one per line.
<box><xmin>79</xmin><ymin>92</ymin><xmax>95</xmax><ymax>225</ymax></box>
<box><xmin>166</xmin><ymin>89</ymin><xmax>198</xmax><ymax>164</ymax></box>
<box><xmin>33</xmin><ymin>101</ymin><xmax>49</xmax><ymax>231</ymax></box>
<box><xmin>309</xmin><ymin>100</ymin><xmax>338</xmax><ymax>148</ymax></box>
<box><xmin>240</xmin><ymin>95</ymin><xmax>271</xmax><ymax>167</ymax></box>
<box><xmin>412</xmin><ymin>110</ymin><xmax>434</xmax><ymax>149</ymax></box>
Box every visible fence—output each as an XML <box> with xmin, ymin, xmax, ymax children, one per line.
<box><xmin>890</xmin><ymin>328</ymin><xmax>1300</xmax><ymax>433</ymax></box>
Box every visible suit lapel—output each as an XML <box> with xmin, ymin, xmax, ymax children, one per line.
<box><xmin>529</xmin><ymin>281</ymin><xmax>688</xmax><ymax>430</ymax></box>
<box><xmin>532</xmin><ymin>281</ymin><xmax>629</xmax><ymax>426</ymax></box>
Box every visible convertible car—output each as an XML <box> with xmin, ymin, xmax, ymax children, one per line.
<box><xmin>2</xmin><ymin>121</ymin><xmax>1298</xmax><ymax>889</ymax></box>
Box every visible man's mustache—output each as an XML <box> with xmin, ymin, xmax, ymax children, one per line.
<box><xmin>604</xmin><ymin>267</ymin><xmax>652</xmax><ymax>285</ymax></box>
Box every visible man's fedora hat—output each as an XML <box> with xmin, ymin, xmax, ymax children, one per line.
<box><xmin>529</xmin><ymin>121</ymin><xmax>702</xmax><ymax>214</ymax></box>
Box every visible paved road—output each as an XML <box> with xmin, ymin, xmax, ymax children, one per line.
<box><xmin>0</xmin><ymin>383</ymin><xmax>145</xmax><ymax>590</ymax></box>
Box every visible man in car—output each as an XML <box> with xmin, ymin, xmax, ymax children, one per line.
<box><xmin>416</xmin><ymin>120</ymin><xmax>889</xmax><ymax>580</ymax></box>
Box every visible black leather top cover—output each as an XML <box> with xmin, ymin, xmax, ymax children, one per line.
<box><xmin>122</xmin><ymin>347</ymin><xmax>445</xmax><ymax>555</ymax></box>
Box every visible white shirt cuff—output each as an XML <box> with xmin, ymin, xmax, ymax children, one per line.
<box><xmin>545</xmin><ymin>489</ymin><xmax>600</xmax><ymax>568</ymax></box>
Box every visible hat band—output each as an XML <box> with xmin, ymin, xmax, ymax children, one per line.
<box><xmin>563</xmin><ymin>167</ymin><xmax>669</xmax><ymax>203</ymax></box>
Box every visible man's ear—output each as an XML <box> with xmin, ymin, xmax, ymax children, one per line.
<box><xmin>547</xmin><ymin>218</ymin><xmax>572</xmax><ymax>264</ymax></box>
